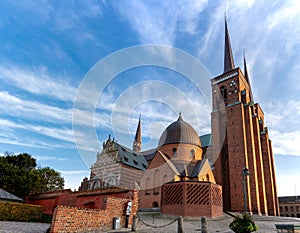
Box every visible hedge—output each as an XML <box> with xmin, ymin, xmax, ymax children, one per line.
<box><xmin>0</xmin><ymin>201</ymin><xmax>43</xmax><ymax>222</ymax></box>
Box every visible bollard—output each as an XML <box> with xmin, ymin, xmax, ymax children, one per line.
<box><xmin>178</xmin><ymin>216</ymin><xmax>184</xmax><ymax>233</ymax></box>
<box><xmin>131</xmin><ymin>215</ymin><xmax>138</xmax><ymax>232</ymax></box>
<box><xmin>201</xmin><ymin>217</ymin><xmax>207</xmax><ymax>233</ymax></box>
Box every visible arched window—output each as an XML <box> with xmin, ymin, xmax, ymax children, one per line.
<box><xmin>107</xmin><ymin>179</ymin><xmax>115</xmax><ymax>187</ymax></box>
<box><xmin>206</xmin><ymin>174</ymin><xmax>210</xmax><ymax>182</ymax></box>
<box><xmin>152</xmin><ymin>201</ymin><xmax>159</xmax><ymax>208</ymax></box>
<box><xmin>189</xmin><ymin>149</ymin><xmax>195</xmax><ymax>159</ymax></box>
<box><xmin>220</xmin><ymin>86</ymin><xmax>227</xmax><ymax>101</ymax></box>
<box><xmin>145</xmin><ymin>177</ymin><xmax>150</xmax><ymax>195</ymax></box>
<box><xmin>172</xmin><ymin>148</ymin><xmax>177</xmax><ymax>157</ymax></box>
<box><xmin>92</xmin><ymin>181</ymin><xmax>100</xmax><ymax>190</ymax></box>
<box><xmin>153</xmin><ymin>170</ymin><xmax>160</xmax><ymax>194</ymax></box>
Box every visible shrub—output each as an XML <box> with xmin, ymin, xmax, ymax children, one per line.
<box><xmin>229</xmin><ymin>214</ymin><xmax>258</xmax><ymax>233</ymax></box>
<box><xmin>0</xmin><ymin>201</ymin><xmax>43</xmax><ymax>222</ymax></box>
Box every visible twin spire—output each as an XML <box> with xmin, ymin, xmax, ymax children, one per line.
<box><xmin>131</xmin><ymin>19</ymin><xmax>250</xmax><ymax>153</ymax></box>
<box><xmin>223</xmin><ymin>16</ymin><xmax>251</xmax><ymax>88</ymax></box>
<box><xmin>224</xmin><ymin>17</ymin><xmax>235</xmax><ymax>73</ymax></box>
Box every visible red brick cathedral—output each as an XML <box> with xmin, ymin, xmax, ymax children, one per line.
<box><xmin>82</xmin><ymin>19</ymin><xmax>279</xmax><ymax>218</ymax></box>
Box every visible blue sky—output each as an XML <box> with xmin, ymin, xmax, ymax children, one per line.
<box><xmin>0</xmin><ymin>0</ymin><xmax>299</xmax><ymax>196</ymax></box>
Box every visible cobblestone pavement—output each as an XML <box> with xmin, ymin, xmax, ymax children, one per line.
<box><xmin>0</xmin><ymin>221</ymin><xmax>50</xmax><ymax>233</ymax></box>
<box><xmin>1</xmin><ymin>214</ymin><xmax>300</xmax><ymax>233</ymax></box>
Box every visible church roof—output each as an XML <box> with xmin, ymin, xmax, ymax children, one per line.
<box><xmin>200</xmin><ymin>133</ymin><xmax>212</xmax><ymax>147</ymax></box>
<box><xmin>158</xmin><ymin>115</ymin><xmax>201</xmax><ymax>147</ymax></box>
<box><xmin>0</xmin><ymin>188</ymin><xmax>23</xmax><ymax>202</ymax></box>
<box><xmin>141</xmin><ymin>148</ymin><xmax>156</xmax><ymax>161</ymax></box>
<box><xmin>115</xmin><ymin>143</ymin><xmax>148</xmax><ymax>171</ymax></box>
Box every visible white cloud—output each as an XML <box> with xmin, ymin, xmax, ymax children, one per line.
<box><xmin>270</xmin><ymin>130</ymin><xmax>300</xmax><ymax>156</ymax></box>
<box><xmin>0</xmin><ymin>118</ymin><xmax>75</xmax><ymax>149</ymax></box>
<box><xmin>115</xmin><ymin>0</ymin><xmax>207</xmax><ymax>44</ymax></box>
<box><xmin>35</xmin><ymin>156</ymin><xmax>68</xmax><ymax>161</ymax></box>
<box><xmin>0</xmin><ymin>65</ymin><xmax>76</xmax><ymax>102</ymax></box>
<box><xmin>0</xmin><ymin>91</ymin><xmax>72</xmax><ymax>124</ymax></box>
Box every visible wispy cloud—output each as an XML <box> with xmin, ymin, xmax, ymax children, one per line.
<box><xmin>270</xmin><ymin>130</ymin><xmax>300</xmax><ymax>156</ymax></box>
<box><xmin>0</xmin><ymin>92</ymin><xmax>72</xmax><ymax>124</ymax></box>
<box><xmin>0</xmin><ymin>118</ymin><xmax>75</xmax><ymax>149</ymax></box>
<box><xmin>114</xmin><ymin>0</ymin><xmax>207</xmax><ymax>44</ymax></box>
<box><xmin>35</xmin><ymin>156</ymin><xmax>68</xmax><ymax>161</ymax></box>
<box><xmin>0</xmin><ymin>65</ymin><xmax>76</xmax><ymax>102</ymax></box>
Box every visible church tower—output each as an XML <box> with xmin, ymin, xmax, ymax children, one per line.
<box><xmin>211</xmin><ymin>18</ymin><xmax>279</xmax><ymax>215</ymax></box>
<box><xmin>133</xmin><ymin>115</ymin><xmax>142</xmax><ymax>153</ymax></box>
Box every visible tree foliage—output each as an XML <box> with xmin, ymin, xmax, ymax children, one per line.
<box><xmin>229</xmin><ymin>214</ymin><xmax>258</xmax><ymax>233</ymax></box>
<box><xmin>0</xmin><ymin>153</ymin><xmax>64</xmax><ymax>198</ymax></box>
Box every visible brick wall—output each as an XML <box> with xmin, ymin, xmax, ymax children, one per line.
<box><xmin>161</xmin><ymin>181</ymin><xmax>222</xmax><ymax>218</ymax></box>
<box><xmin>27</xmin><ymin>187</ymin><xmax>135</xmax><ymax>215</ymax></box>
<box><xmin>50</xmin><ymin>189</ymin><xmax>138</xmax><ymax>233</ymax></box>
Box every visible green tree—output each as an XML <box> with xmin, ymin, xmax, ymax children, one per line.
<box><xmin>0</xmin><ymin>153</ymin><xmax>64</xmax><ymax>198</ymax></box>
<box><xmin>35</xmin><ymin>167</ymin><xmax>64</xmax><ymax>192</ymax></box>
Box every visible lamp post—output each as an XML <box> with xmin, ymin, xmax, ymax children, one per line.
<box><xmin>242</xmin><ymin>167</ymin><xmax>250</xmax><ymax>214</ymax></box>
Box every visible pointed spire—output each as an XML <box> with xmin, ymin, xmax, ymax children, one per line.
<box><xmin>133</xmin><ymin>114</ymin><xmax>142</xmax><ymax>152</ymax></box>
<box><xmin>243</xmin><ymin>51</ymin><xmax>253</xmax><ymax>102</ymax></box>
<box><xmin>224</xmin><ymin>16</ymin><xmax>235</xmax><ymax>73</ymax></box>
<box><xmin>243</xmin><ymin>50</ymin><xmax>250</xmax><ymax>83</ymax></box>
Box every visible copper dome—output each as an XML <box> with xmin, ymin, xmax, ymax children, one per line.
<box><xmin>158</xmin><ymin>115</ymin><xmax>201</xmax><ymax>147</ymax></box>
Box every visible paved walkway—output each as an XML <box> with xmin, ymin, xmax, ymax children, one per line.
<box><xmin>0</xmin><ymin>221</ymin><xmax>50</xmax><ymax>233</ymax></box>
<box><xmin>1</xmin><ymin>215</ymin><xmax>300</xmax><ymax>233</ymax></box>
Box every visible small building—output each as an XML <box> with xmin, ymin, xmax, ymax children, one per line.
<box><xmin>0</xmin><ymin>188</ymin><xmax>23</xmax><ymax>203</ymax></box>
<box><xmin>279</xmin><ymin>196</ymin><xmax>300</xmax><ymax>218</ymax></box>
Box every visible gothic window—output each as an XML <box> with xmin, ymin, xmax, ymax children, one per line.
<box><xmin>153</xmin><ymin>169</ymin><xmax>160</xmax><ymax>194</ymax></box>
<box><xmin>152</xmin><ymin>201</ymin><xmax>159</xmax><ymax>208</ymax></box>
<box><xmin>172</xmin><ymin>148</ymin><xmax>177</xmax><ymax>157</ymax></box>
<box><xmin>92</xmin><ymin>181</ymin><xmax>100</xmax><ymax>190</ymax></box>
<box><xmin>206</xmin><ymin>174</ymin><xmax>210</xmax><ymax>182</ymax></box>
<box><xmin>107</xmin><ymin>179</ymin><xmax>115</xmax><ymax>187</ymax></box>
<box><xmin>145</xmin><ymin>177</ymin><xmax>150</xmax><ymax>195</ymax></box>
<box><xmin>241</xmin><ymin>89</ymin><xmax>247</xmax><ymax>103</ymax></box>
<box><xmin>189</xmin><ymin>149</ymin><xmax>195</xmax><ymax>159</ymax></box>
<box><xmin>220</xmin><ymin>86</ymin><xmax>228</xmax><ymax>101</ymax></box>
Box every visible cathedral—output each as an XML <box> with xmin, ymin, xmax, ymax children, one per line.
<box><xmin>80</xmin><ymin>19</ymin><xmax>279</xmax><ymax>218</ymax></box>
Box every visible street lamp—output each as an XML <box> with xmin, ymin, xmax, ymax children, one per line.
<box><xmin>242</xmin><ymin>167</ymin><xmax>250</xmax><ymax>213</ymax></box>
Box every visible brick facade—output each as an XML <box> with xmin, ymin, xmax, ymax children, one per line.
<box><xmin>161</xmin><ymin>181</ymin><xmax>222</xmax><ymax>218</ymax></box>
<box><xmin>26</xmin><ymin>187</ymin><xmax>136</xmax><ymax>215</ymax></box>
<box><xmin>50</xmin><ymin>189</ymin><xmax>139</xmax><ymax>233</ymax></box>
<box><xmin>211</xmin><ymin>68</ymin><xmax>279</xmax><ymax>215</ymax></box>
